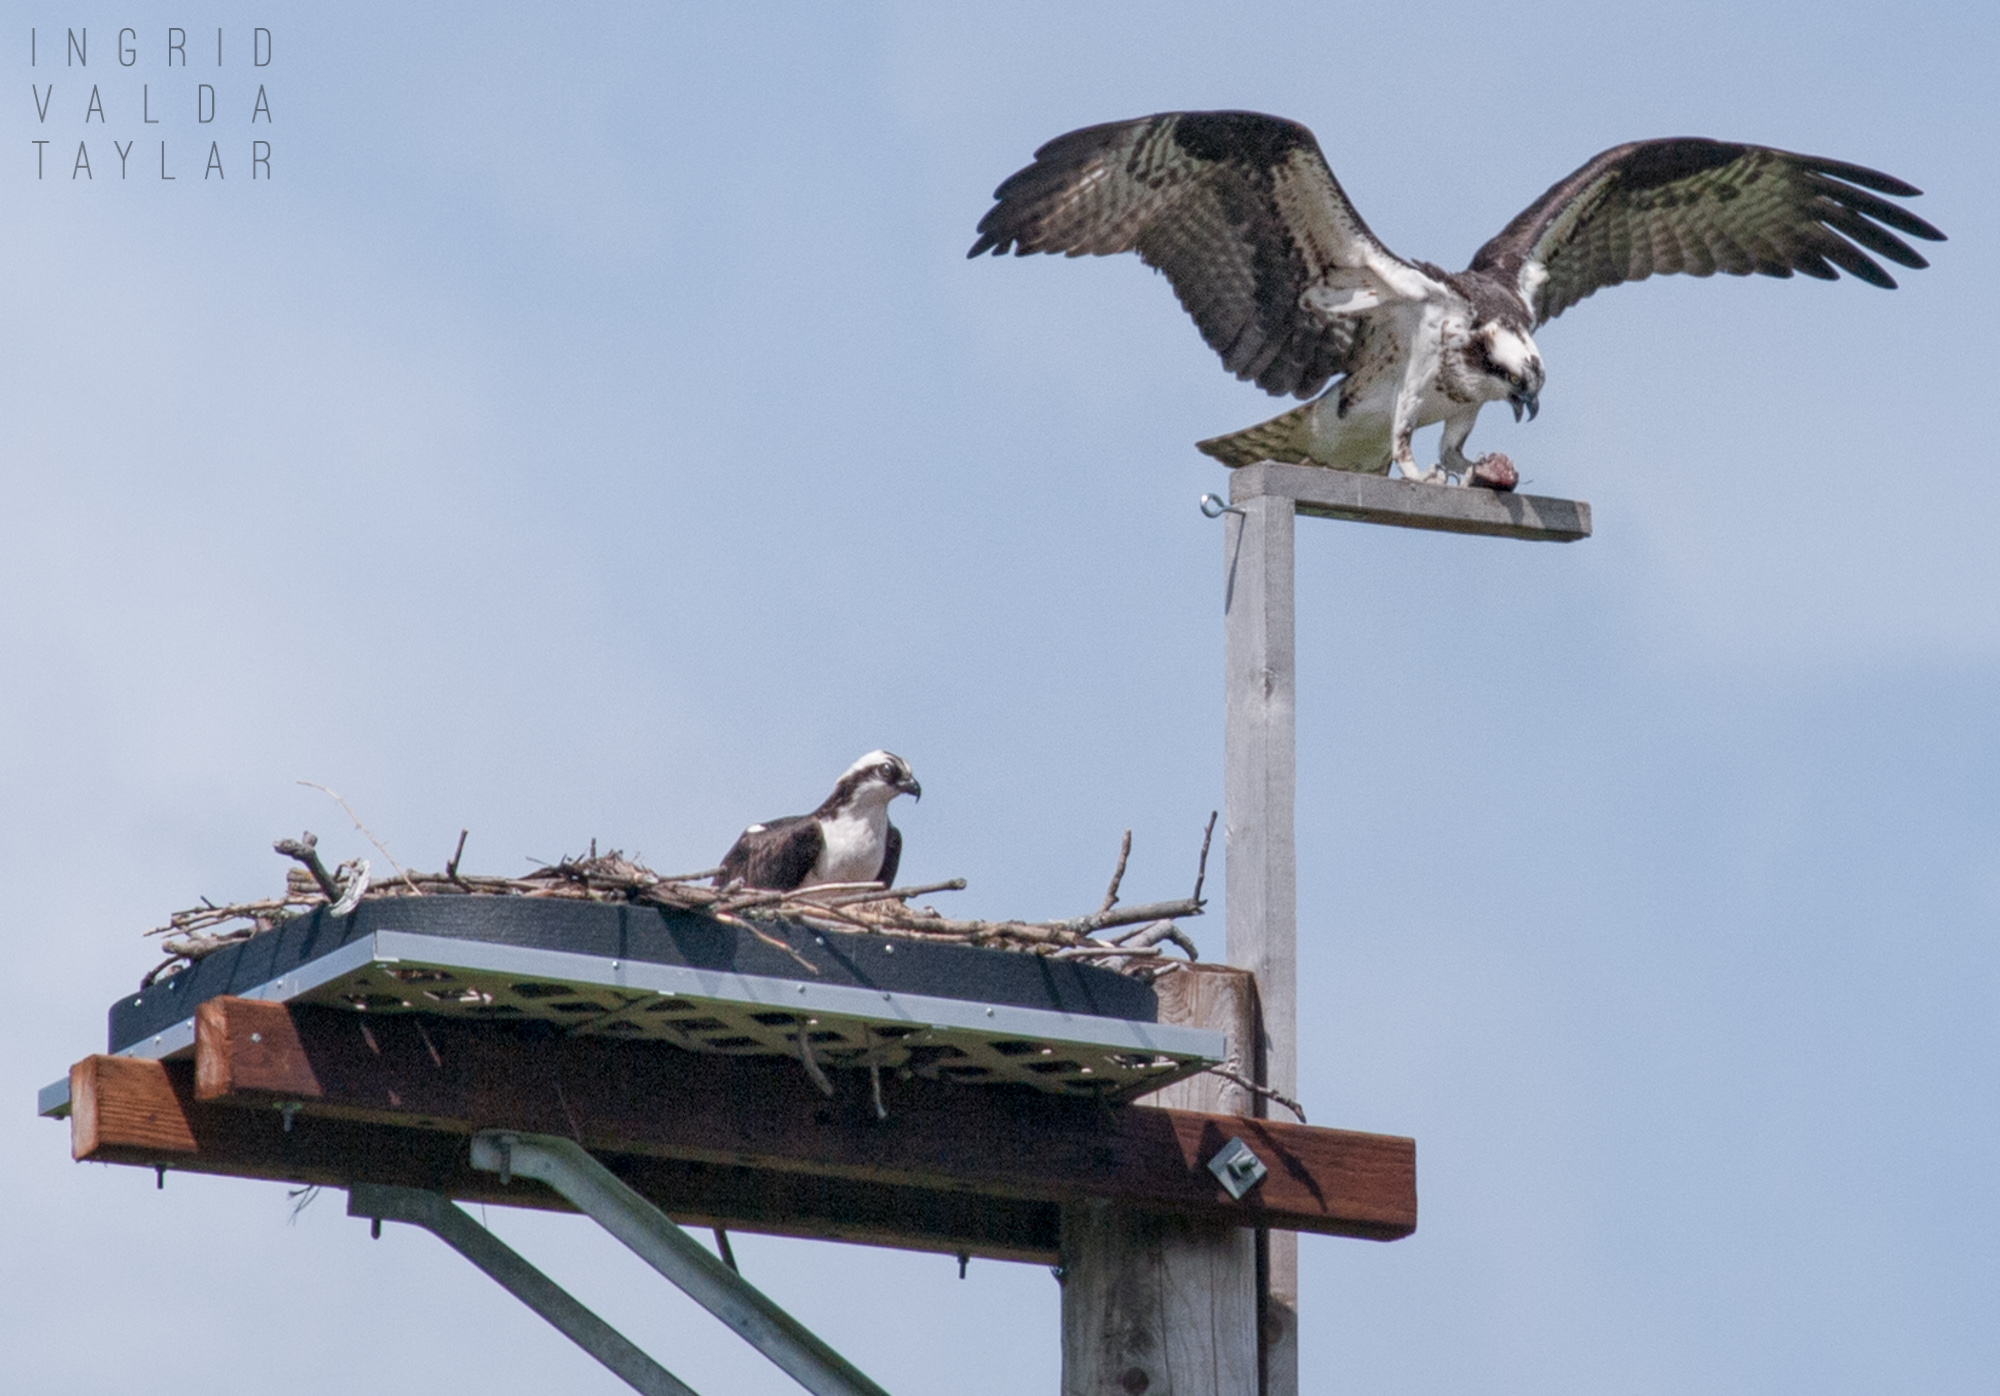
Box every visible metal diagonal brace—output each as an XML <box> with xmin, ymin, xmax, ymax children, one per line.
<box><xmin>470</xmin><ymin>1131</ymin><xmax>892</xmax><ymax>1396</ymax></box>
<box><xmin>346</xmin><ymin>1183</ymin><xmax>698</xmax><ymax>1396</ymax></box>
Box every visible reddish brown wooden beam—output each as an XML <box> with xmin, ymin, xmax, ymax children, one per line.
<box><xmin>68</xmin><ymin>1054</ymin><xmax>1062</xmax><ymax>1263</ymax></box>
<box><xmin>189</xmin><ymin>997</ymin><xmax>1416</xmax><ymax>1241</ymax></box>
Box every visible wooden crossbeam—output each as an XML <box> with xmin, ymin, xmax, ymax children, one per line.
<box><xmin>196</xmin><ymin>997</ymin><xmax>1413</xmax><ymax>1238</ymax></box>
<box><xmin>1228</xmin><ymin>460</ymin><xmax>1592</xmax><ymax>542</ymax></box>
<box><xmin>68</xmin><ymin>997</ymin><xmax>1417</xmax><ymax>1250</ymax></box>
<box><xmin>71</xmin><ymin>1053</ymin><xmax>1064</xmax><ymax>1262</ymax></box>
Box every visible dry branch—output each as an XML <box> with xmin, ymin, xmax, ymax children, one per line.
<box><xmin>1200</xmin><ymin>1065</ymin><xmax>1308</xmax><ymax>1125</ymax></box>
<box><xmin>273</xmin><ymin>833</ymin><xmax>340</xmax><ymax>900</ymax></box>
<box><xmin>1191</xmin><ymin>810</ymin><xmax>1217</xmax><ymax>906</ymax></box>
<box><xmin>299</xmin><ymin>781</ymin><xmax>420</xmax><ymax>893</ymax></box>
<box><xmin>1099</xmin><ymin>830</ymin><xmax>1132</xmax><ymax>915</ymax></box>
<box><xmin>140</xmin><ymin>817</ymin><xmax>1213</xmax><ymax>987</ymax></box>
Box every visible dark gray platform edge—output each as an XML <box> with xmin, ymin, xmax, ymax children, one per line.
<box><xmin>111</xmin><ymin>898</ymin><xmax>1160</xmax><ymax>1054</ymax></box>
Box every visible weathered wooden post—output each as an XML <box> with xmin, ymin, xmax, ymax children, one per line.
<box><xmin>1058</xmin><ymin>468</ymin><xmax>1584</xmax><ymax>1395</ymax></box>
<box><xmin>1224</xmin><ymin>485</ymin><xmax>1300</xmax><ymax>1395</ymax></box>
<box><xmin>1221</xmin><ymin>464</ymin><xmax>1590</xmax><ymax>1396</ymax></box>
<box><xmin>1061</xmin><ymin>967</ymin><xmax>1262</xmax><ymax>1395</ymax></box>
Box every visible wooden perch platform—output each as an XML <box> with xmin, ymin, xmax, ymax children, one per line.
<box><xmin>63</xmin><ymin>997</ymin><xmax>1417</xmax><ymax>1263</ymax></box>
<box><xmin>1229</xmin><ymin>460</ymin><xmax>1591</xmax><ymax>542</ymax></box>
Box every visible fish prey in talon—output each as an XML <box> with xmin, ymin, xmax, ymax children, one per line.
<box><xmin>1470</xmin><ymin>454</ymin><xmax>1518</xmax><ymax>492</ymax></box>
<box><xmin>972</xmin><ymin>112</ymin><xmax>1942</xmax><ymax>487</ymax></box>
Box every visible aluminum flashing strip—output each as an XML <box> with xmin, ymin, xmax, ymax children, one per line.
<box><xmin>111</xmin><ymin>931</ymin><xmax>1223</xmax><ymax>1100</ymax></box>
<box><xmin>115</xmin><ymin>935</ymin><xmax>385</xmax><ymax>1061</ymax></box>
<box><xmin>37</xmin><ymin>1077</ymin><xmax>70</xmax><ymax>1119</ymax></box>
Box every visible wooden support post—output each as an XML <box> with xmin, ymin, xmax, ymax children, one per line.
<box><xmin>1225</xmin><ymin>490</ymin><xmax>1300</xmax><ymax>1396</ymax></box>
<box><xmin>1060</xmin><ymin>1199</ymin><xmax>1257</xmax><ymax>1396</ymax></box>
<box><xmin>1061</xmin><ymin>967</ymin><xmax>1262</xmax><ymax>1395</ymax></box>
<box><xmin>1216</xmin><ymin>465</ymin><xmax>1588</xmax><ymax>1393</ymax></box>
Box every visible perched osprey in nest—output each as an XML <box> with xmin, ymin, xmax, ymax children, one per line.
<box><xmin>716</xmin><ymin>751</ymin><xmax>922</xmax><ymax>892</ymax></box>
<box><xmin>970</xmin><ymin>111</ymin><xmax>1943</xmax><ymax>488</ymax></box>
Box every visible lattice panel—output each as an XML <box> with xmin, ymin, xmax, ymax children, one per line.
<box><xmin>301</xmin><ymin>952</ymin><xmax>1210</xmax><ymax>1101</ymax></box>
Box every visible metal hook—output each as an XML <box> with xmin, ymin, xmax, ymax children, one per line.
<box><xmin>1199</xmin><ymin>493</ymin><xmax>1245</xmax><ymax>519</ymax></box>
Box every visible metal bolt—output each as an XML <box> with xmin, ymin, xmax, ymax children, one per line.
<box><xmin>250</xmin><ymin>1032</ymin><xmax>263</xmax><ymax>1044</ymax></box>
<box><xmin>1207</xmin><ymin>1137</ymin><xmax>1268</xmax><ymax>1199</ymax></box>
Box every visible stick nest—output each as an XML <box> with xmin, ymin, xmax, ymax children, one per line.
<box><xmin>141</xmin><ymin>817</ymin><xmax>1214</xmax><ymax>989</ymax></box>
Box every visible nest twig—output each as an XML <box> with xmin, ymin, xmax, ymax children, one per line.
<box><xmin>139</xmin><ymin>815</ymin><xmax>1220</xmax><ymax>989</ymax></box>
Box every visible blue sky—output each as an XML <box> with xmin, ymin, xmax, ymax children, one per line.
<box><xmin>4</xmin><ymin>3</ymin><xmax>1996</xmax><ymax>1392</ymax></box>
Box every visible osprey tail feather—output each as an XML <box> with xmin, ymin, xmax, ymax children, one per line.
<box><xmin>1195</xmin><ymin>401</ymin><xmax>1323</xmax><ymax>468</ymax></box>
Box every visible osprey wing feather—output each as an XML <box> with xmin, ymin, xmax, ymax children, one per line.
<box><xmin>969</xmin><ymin>111</ymin><xmax>1444</xmax><ymax>400</ymax></box>
<box><xmin>718</xmin><ymin>817</ymin><xmax>824</xmax><ymax>892</ymax></box>
<box><xmin>1469</xmin><ymin>138</ymin><xmax>1946</xmax><ymax>326</ymax></box>
<box><xmin>715</xmin><ymin>751</ymin><xmax>921</xmax><ymax>894</ymax></box>
<box><xmin>973</xmin><ymin>113</ymin><xmax>1942</xmax><ymax>486</ymax></box>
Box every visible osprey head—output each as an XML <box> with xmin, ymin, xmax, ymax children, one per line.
<box><xmin>829</xmin><ymin>750</ymin><xmax>922</xmax><ymax>810</ymax></box>
<box><xmin>1477</xmin><ymin>322</ymin><xmax>1544</xmax><ymax>422</ymax></box>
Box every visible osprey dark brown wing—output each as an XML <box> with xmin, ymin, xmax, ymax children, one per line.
<box><xmin>970</xmin><ymin>111</ymin><xmax>1431</xmax><ymax>400</ymax></box>
<box><xmin>877</xmin><ymin>823</ymin><xmax>902</xmax><ymax>889</ymax></box>
<box><xmin>1469</xmin><ymin>138</ymin><xmax>1945</xmax><ymax>325</ymax></box>
<box><xmin>716</xmin><ymin>816</ymin><xmax>823</xmax><ymax>892</ymax></box>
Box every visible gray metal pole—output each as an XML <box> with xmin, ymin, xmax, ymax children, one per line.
<box><xmin>346</xmin><ymin>1184</ymin><xmax>699</xmax><ymax>1396</ymax></box>
<box><xmin>1223</xmin><ymin>486</ymin><xmax>1299</xmax><ymax>1396</ymax></box>
<box><xmin>470</xmin><ymin>1132</ymin><xmax>892</xmax><ymax>1396</ymax></box>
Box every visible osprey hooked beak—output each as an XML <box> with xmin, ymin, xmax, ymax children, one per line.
<box><xmin>1510</xmin><ymin>387</ymin><xmax>1540</xmax><ymax>423</ymax></box>
<box><xmin>900</xmin><ymin>773</ymin><xmax>923</xmax><ymax>801</ymax></box>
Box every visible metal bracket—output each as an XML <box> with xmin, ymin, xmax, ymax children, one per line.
<box><xmin>1207</xmin><ymin>1137</ymin><xmax>1268</xmax><ymax>1200</ymax></box>
<box><xmin>468</xmin><ymin>1131</ymin><xmax>891</xmax><ymax>1396</ymax></box>
<box><xmin>347</xmin><ymin>1183</ymin><xmax>698</xmax><ymax>1396</ymax></box>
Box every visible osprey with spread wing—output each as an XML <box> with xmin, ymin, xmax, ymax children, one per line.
<box><xmin>970</xmin><ymin>112</ymin><xmax>1943</xmax><ymax>488</ymax></box>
